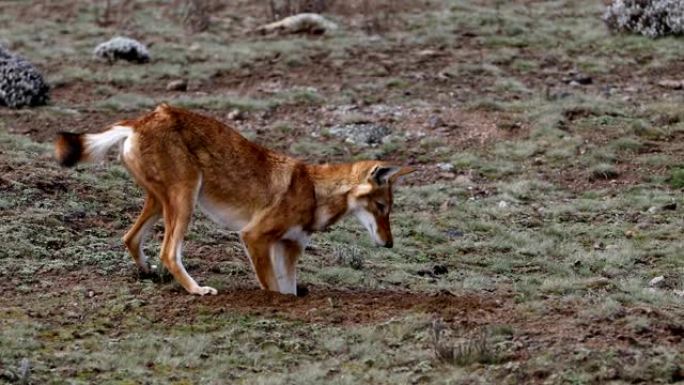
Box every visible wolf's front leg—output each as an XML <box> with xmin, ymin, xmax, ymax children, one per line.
<box><xmin>241</xmin><ymin>229</ymin><xmax>303</xmax><ymax>295</ymax></box>
<box><xmin>269</xmin><ymin>239</ymin><xmax>301</xmax><ymax>295</ymax></box>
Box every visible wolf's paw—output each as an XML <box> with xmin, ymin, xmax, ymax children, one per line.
<box><xmin>136</xmin><ymin>263</ymin><xmax>158</xmax><ymax>281</ymax></box>
<box><xmin>192</xmin><ymin>286</ymin><xmax>218</xmax><ymax>296</ymax></box>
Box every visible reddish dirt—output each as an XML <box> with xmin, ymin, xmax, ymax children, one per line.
<box><xmin>154</xmin><ymin>286</ymin><xmax>507</xmax><ymax>326</ymax></box>
<box><xmin>4</xmin><ymin>267</ymin><xmax>682</xmax><ymax>354</ymax></box>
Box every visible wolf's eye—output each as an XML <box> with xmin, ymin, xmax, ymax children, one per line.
<box><xmin>376</xmin><ymin>201</ymin><xmax>386</xmax><ymax>212</ymax></box>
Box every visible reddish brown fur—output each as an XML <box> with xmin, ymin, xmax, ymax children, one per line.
<box><xmin>55</xmin><ymin>104</ymin><xmax>413</xmax><ymax>296</ymax></box>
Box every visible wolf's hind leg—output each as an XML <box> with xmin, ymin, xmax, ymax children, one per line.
<box><xmin>123</xmin><ymin>193</ymin><xmax>161</xmax><ymax>274</ymax></box>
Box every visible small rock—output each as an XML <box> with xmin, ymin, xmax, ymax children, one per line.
<box><xmin>435</xmin><ymin>162</ymin><xmax>454</xmax><ymax>172</ymax></box>
<box><xmin>647</xmin><ymin>206</ymin><xmax>658</xmax><ymax>214</ymax></box>
<box><xmin>673</xmin><ymin>290</ymin><xmax>684</xmax><ymax>297</ymax></box>
<box><xmin>417</xmin><ymin>49</ymin><xmax>439</xmax><ymax>58</ymax></box>
<box><xmin>93</xmin><ymin>36</ymin><xmax>150</xmax><ymax>64</ymax></box>
<box><xmin>256</xmin><ymin>13</ymin><xmax>338</xmax><ymax>35</ymax></box>
<box><xmin>427</xmin><ymin>115</ymin><xmax>445</xmax><ymax>129</ymax></box>
<box><xmin>662</xmin><ymin>202</ymin><xmax>677</xmax><ymax>211</ymax></box>
<box><xmin>227</xmin><ymin>109</ymin><xmax>244</xmax><ymax>120</ymax></box>
<box><xmin>445</xmin><ymin>229</ymin><xmax>464</xmax><ymax>238</ymax></box>
<box><xmin>657</xmin><ymin>79</ymin><xmax>684</xmax><ymax>90</ymax></box>
<box><xmin>593</xmin><ymin>242</ymin><xmax>605</xmax><ymax>250</ymax></box>
<box><xmin>625</xmin><ymin>229</ymin><xmax>636</xmax><ymax>238</ymax></box>
<box><xmin>19</xmin><ymin>358</ymin><xmax>29</xmax><ymax>383</ymax></box>
<box><xmin>166</xmin><ymin>79</ymin><xmax>187</xmax><ymax>92</ymax></box>
<box><xmin>649</xmin><ymin>275</ymin><xmax>665</xmax><ymax>288</ymax></box>
<box><xmin>498</xmin><ymin>200</ymin><xmax>508</xmax><ymax>208</ymax></box>
<box><xmin>454</xmin><ymin>174</ymin><xmax>473</xmax><ymax>186</ymax></box>
<box><xmin>433</xmin><ymin>265</ymin><xmax>448</xmax><ymax>276</ymax></box>
<box><xmin>563</xmin><ymin>71</ymin><xmax>592</xmax><ymax>85</ymax></box>
<box><xmin>329</xmin><ymin>123</ymin><xmax>390</xmax><ymax>146</ymax></box>
<box><xmin>439</xmin><ymin>172</ymin><xmax>456</xmax><ymax>180</ymax></box>
<box><xmin>586</xmin><ymin>277</ymin><xmax>611</xmax><ymax>289</ymax></box>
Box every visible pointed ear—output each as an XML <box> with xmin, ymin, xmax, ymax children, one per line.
<box><xmin>368</xmin><ymin>165</ymin><xmax>414</xmax><ymax>186</ymax></box>
<box><xmin>389</xmin><ymin>166</ymin><xmax>415</xmax><ymax>183</ymax></box>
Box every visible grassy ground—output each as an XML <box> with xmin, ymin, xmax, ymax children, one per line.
<box><xmin>1</xmin><ymin>0</ymin><xmax>683</xmax><ymax>384</ymax></box>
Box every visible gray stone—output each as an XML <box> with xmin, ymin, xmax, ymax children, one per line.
<box><xmin>649</xmin><ymin>275</ymin><xmax>665</xmax><ymax>288</ymax></box>
<box><xmin>0</xmin><ymin>46</ymin><xmax>49</xmax><ymax>108</ymax></box>
<box><xmin>329</xmin><ymin>123</ymin><xmax>390</xmax><ymax>146</ymax></box>
<box><xmin>94</xmin><ymin>37</ymin><xmax>150</xmax><ymax>64</ymax></box>
<box><xmin>166</xmin><ymin>79</ymin><xmax>188</xmax><ymax>91</ymax></box>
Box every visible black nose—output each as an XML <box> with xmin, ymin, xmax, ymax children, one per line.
<box><xmin>384</xmin><ymin>240</ymin><xmax>393</xmax><ymax>248</ymax></box>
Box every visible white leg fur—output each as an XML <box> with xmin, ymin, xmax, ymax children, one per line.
<box><xmin>270</xmin><ymin>241</ymin><xmax>297</xmax><ymax>295</ymax></box>
<box><xmin>175</xmin><ymin>241</ymin><xmax>217</xmax><ymax>296</ymax></box>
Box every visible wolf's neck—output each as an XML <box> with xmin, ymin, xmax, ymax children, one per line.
<box><xmin>306</xmin><ymin>163</ymin><xmax>358</xmax><ymax>231</ymax></box>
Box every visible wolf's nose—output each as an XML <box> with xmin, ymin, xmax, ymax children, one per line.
<box><xmin>384</xmin><ymin>240</ymin><xmax>393</xmax><ymax>248</ymax></box>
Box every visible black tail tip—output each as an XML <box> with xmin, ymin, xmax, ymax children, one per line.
<box><xmin>55</xmin><ymin>132</ymin><xmax>83</xmax><ymax>167</ymax></box>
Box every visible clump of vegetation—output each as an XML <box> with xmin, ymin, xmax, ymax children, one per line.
<box><xmin>0</xmin><ymin>46</ymin><xmax>49</xmax><ymax>108</ymax></box>
<box><xmin>603</xmin><ymin>0</ymin><xmax>684</xmax><ymax>38</ymax></box>
<box><xmin>669</xmin><ymin>167</ymin><xmax>684</xmax><ymax>188</ymax></box>
<box><xmin>94</xmin><ymin>37</ymin><xmax>150</xmax><ymax>64</ymax></box>
<box><xmin>431</xmin><ymin>320</ymin><xmax>505</xmax><ymax>366</ymax></box>
<box><xmin>590</xmin><ymin>163</ymin><xmax>620</xmax><ymax>180</ymax></box>
<box><xmin>334</xmin><ymin>244</ymin><xmax>364</xmax><ymax>270</ymax></box>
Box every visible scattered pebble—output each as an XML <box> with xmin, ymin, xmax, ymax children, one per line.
<box><xmin>498</xmin><ymin>200</ymin><xmax>508</xmax><ymax>208</ymax></box>
<box><xmin>427</xmin><ymin>115</ymin><xmax>446</xmax><ymax>129</ymax></box>
<box><xmin>563</xmin><ymin>71</ymin><xmax>593</xmax><ymax>85</ymax></box>
<box><xmin>227</xmin><ymin>109</ymin><xmax>245</xmax><ymax>121</ymax></box>
<box><xmin>417</xmin><ymin>49</ymin><xmax>439</xmax><ymax>58</ymax></box>
<box><xmin>662</xmin><ymin>202</ymin><xmax>677</xmax><ymax>211</ymax></box>
<box><xmin>417</xmin><ymin>264</ymin><xmax>449</xmax><ymax>278</ymax></box>
<box><xmin>649</xmin><ymin>275</ymin><xmax>665</xmax><ymax>288</ymax></box>
<box><xmin>657</xmin><ymin>79</ymin><xmax>684</xmax><ymax>90</ymax></box>
<box><xmin>445</xmin><ymin>229</ymin><xmax>464</xmax><ymax>238</ymax></box>
<box><xmin>166</xmin><ymin>79</ymin><xmax>187</xmax><ymax>92</ymax></box>
<box><xmin>328</xmin><ymin>123</ymin><xmax>390</xmax><ymax>146</ymax></box>
<box><xmin>256</xmin><ymin>13</ymin><xmax>338</xmax><ymax>35</ymax></box>
<box><xmin>436</xmin><ymin>162</ymin><xmax>454</xmax><ymax>172</ymax></box>
<box><xmin>454</xmin><ymin>174</ymin><xmax>473</xmax><ymax>186</ymax></box>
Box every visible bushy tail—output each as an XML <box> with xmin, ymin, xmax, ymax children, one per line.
<box><xmin>55</xmin><ymin>125</ymin><xmax>133</xmax><ymax>167</ymax></box>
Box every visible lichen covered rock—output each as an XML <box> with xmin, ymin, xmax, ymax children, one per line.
<box><xmin>257</xmin><ymin>13</ymin><xmax>338</xmax><ymax>35</ymax></box>
<box><xmin>604</xmin><ymin>0</ymin><xmax>684</xmax><ymax>38</ymax></box>
<box><xmin>94</xmin><ymin>36</ymin><xmax>150</xmax><ymax>63</ymax></box>
<box><xmin>329</xmin><ymin>123</ymin><xmax>390</xmax><ymax>146</ymax></box>
<box><xmin>0</xmin><ymin>46</ymin><xmax>50</xmax><ymax>108</ymax></box>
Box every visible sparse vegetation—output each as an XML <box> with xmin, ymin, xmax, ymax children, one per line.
<box><xmin>1</xmin><ymin>0</ymin><xmax>683</xmax><ymax>384</ymax></box>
